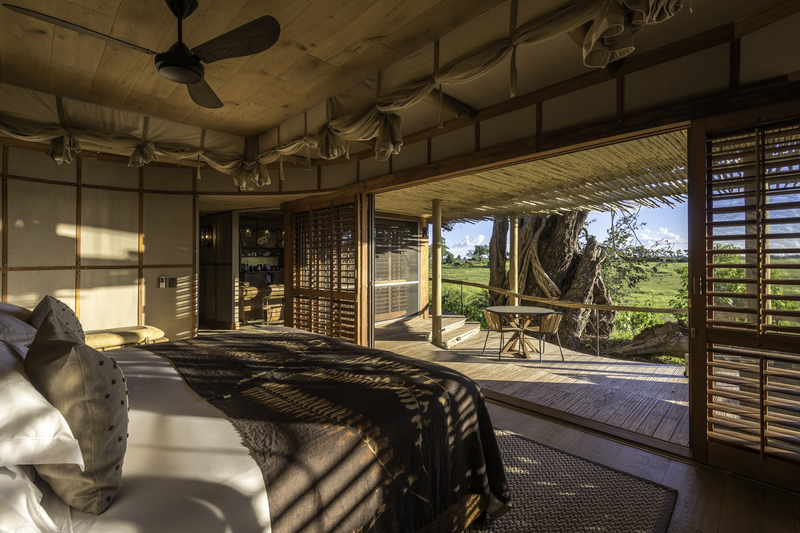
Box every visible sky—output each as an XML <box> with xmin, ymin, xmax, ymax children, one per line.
<box><xmin>443</xmin><ymin>203</ymin><xmax>689</xmax><ymax>259</ymax></box>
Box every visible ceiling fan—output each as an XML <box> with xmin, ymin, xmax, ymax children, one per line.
<box><xmin>2</xmin><ymin>0</ymin><xmax>281</xmax><ymax>109</ymax></box>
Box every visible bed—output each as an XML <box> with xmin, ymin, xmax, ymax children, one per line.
<box><xmin>0</xmin><ymin>298</ymin><xmax>510</xmax><ymax>533</ymax></box>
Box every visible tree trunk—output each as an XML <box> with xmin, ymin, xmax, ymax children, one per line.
<box><xmin>520</xmin><ymin>212</ymin><xmax>588</xmax><ymax>300</ymax></box>
<box><xmin>487</xmin><ymin>209</ymin><xmax>613</xmax><ymax>351</ymax></box>
<box><xmin>606</xmin><ymin>321</ymin><xmax>688</xmax><ymax>358</ymax></box>
<box><xmin>560</xmin><ymin>236</ymin><xmax>605</xmax><ymax>350</ymax></box>
<box><xmin>488</xmin><ymin>217</ymin><xmax>508</xmax><ymax>306</ymax></box>
<box><xmin>591</xmin><ymin>274</ymin><xmax>615</xmax><ymax>337</ymax></box>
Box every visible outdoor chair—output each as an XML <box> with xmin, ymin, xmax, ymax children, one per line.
<box><xmin>525</xmin><ymin>312</ymin><xmax>564</xmax><ymax>362</ymax></box>
<box><xmin>483</xmin><ymin>309</ymin><xmax>524</xmax><ymax>360</ymax></box>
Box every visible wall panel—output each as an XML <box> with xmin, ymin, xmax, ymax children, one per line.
<box><xmin>196</xmin><ymin>168</ymin><xmax>240</xmax><ymax>193</ymax></box>
<box><xmin>480</xmin><ymin>105</ymin><xmax>537</xmax><ymax>150</ymax></box>
<box><xmin>740</xmin><ymin>11</ymin><xmax>800</xmax><ymax>85</ymax></box>
<box><xmin>142</xmin><ymin>268</ymin><xmax>193</xmax><ymax>341</ymax></box>
<box><xmin>8</xmin><ymin>180</ymin><xmax>76</xmax><ymax>267</ymax></box>
<box><xmin>7</xmin><ymin>270</ymin><xmax>75</xmax><ymax>312</ymax></box>
<box><xmin>431</xmin><ymin>126</ymin><xmax>475</xmax><ymax>164</ymax></box>
<box><xmin>360</xmin><ymin>157</ymin><xmax>390</xmax><ymax>180</ymax></box>
<box><xmin>282</xmin><ymin>167</ymin><xmax>317</xmax><ymax>192</ymax></box>
<box><xmin>143</xmin><ymin>193</ymin><xmax>193</xmax><ymax>265</ymax></box>
<box><xmin>8</xmin><ymin>147</ymin><xmax>76</xmax><ymax>183</ymax></box>
<box><xmin>392</xmin><ymin>141</ymin><xmax>427</xmax><ymax>173</ymax></box>
<box><xmin>78</xmin><ymin>269</ymin><xmax>138</xmax><ymax>330</ymax></box>
<box><xmin>626</xmin><ymin>45</ymin><xmax>729</xmax><ymax>113</ymax></box>
<box><xmin>215</xmin><ymin>265</ymin><xmax>233</xmax><ymax>323</ymax></box>
<box><xmin>143</xmin><ymin>165</ymin><xmax>193</xmax><ymax>192</ymax></box>
<box><xmin>321</xmin><ymin>163</ymin><xmax>357</xmax><ymax>189</ymax></box>
<box><xmin>80</xmin><ymin>188</ymin><xmax>139</xmax><ymax>266</ymax></box>
<box><xmin>543</xmin><ymin>81</ymin><xmax>616</xmax><ymax>133</ymax></box>
<box><xmin>202</xmin><ymin>265</ymin><xmax>216</xmax><ymax>321</ymax></box>
<box><xmin>82</xmin><ymin>158</ymin><xmax>139</xmax><ymax>189</ymax></box>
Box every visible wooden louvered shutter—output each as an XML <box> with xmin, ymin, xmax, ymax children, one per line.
<box><xmin>700</xmin><ymin>117</ymin><xmax>800</xmax><ymax>485</ymax></box>
<box><xmin>289</xmin><ymin>201</ymin><xmax>363</xmax><ymax>343</ymax></box>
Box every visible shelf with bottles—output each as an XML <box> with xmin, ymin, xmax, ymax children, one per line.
<box><xmin>239</xmin><ymin>216</ymin><xmax>284</xmax><ymax>250</ymax></box>
<box><xmin>240</xmin><ymin>270</ymin><xmax>284</xmax><ymax>286</ymax></box>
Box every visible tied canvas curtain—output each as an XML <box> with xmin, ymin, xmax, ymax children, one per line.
<box><xmin>318</xmin><ymin>0</ymin><xmax>680</xmax><ymax>162</ymax></box>
<box><xmin>317</xmin><ymin>105</ymin><xmax>402</xmax><ymax>162</ymax></box>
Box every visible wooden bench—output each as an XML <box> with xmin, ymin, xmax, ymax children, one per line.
<box><xmin>84</xmin><ymin>325</ymin><xmax>167</xmax><ymax>351</ymax></box>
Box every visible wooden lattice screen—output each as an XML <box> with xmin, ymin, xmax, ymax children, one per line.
<box><xmin>704</xmin><ymin>119</ymin><xmax>800</xmax><ymax>465</ymax></box>
<box><xmin>291</xmin><ymin>203</ymin><xmax>359</xmax><ymax>342</ymax></box>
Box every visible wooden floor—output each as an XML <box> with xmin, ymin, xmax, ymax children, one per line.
<box><xmin>375</xmin><ymin>316</ymin><xmax>690</xmax><ymax>447</ymax></box>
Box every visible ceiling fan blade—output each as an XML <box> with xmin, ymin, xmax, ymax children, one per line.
<box><xmin>2</xmin><ymin>4</ymin><xmax>156</xmax><ymax>56</ymax></box>
<box><xmin>187</xmin><ymin>80</ymin><xmax>223</xmax><ymax>109</ymax></box>
<box><xmin>192</xmin><ymin>15</ymin><xmax>280</xmax><ymax>64</ymax></box>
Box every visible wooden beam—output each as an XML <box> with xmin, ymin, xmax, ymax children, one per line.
<box><xmin>509</xmin><ymin>213</ymin><xmax>518</xmax><ymax>306</ymax></box>
<box><xmin>283</xmin><ymin>208</ymin><xmax>294</xmax><ymax>329</ymax></box>
<box><xmin>734</xmin><ymin>0</ymin><xmax>800</xmax><ymax>38</ymax></box>
<box><xmin>432</xmin><ymin>199</ymin><xmax>442</xmax><ymax>348</ymax></box>
<box><xmin>357</xmin><ymin>193</ymin><xmax>370</xmax><ymax>347</ymax></box>
<box><xmin>687</xmin><ymin>117</ymin><xmax>709</xmax><ymax>466</ymax></box>
<box><xmin>423</xmin><ymin>88</ymin><xmax>478</xmax><ymax>119</ymax></box>
<box><xmin>2</xmin><ymin>145</ymin><xmax>7</xmax><ymax>303</ymax></box>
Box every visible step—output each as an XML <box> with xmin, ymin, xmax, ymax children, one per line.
<box><xmin>426</xmin><ymin>314</ymin><xmax>468</xmax><ymax>342</ymax></box>
<box><xmin>442</xmin><ymin>322</ymin><xmax>482</xmax><ymax>350</ymax></box>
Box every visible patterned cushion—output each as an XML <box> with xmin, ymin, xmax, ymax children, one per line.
<box><xmin>29</xmin><ymin>295</ymin><xmax>85</xmax><ymax>341</ymax></box>
<box><xmin>24</xmin><ymin>311</ymin><xmax>128</xmax><ymax>515</ymax></box>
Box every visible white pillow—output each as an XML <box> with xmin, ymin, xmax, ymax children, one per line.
<box><xmin>0</xmin><ymin>341</ymin><xmax>84</xmax><ymax>469</ymax></box>
<box><xmin>0</xmin><ymin>465</ymin><xmax>60</xmax><ymax>533</ymax></box>
<box><xmin>0</xmin><ymin>302</ymin><xmax>32</xmax><ymax>323</ymax></box>
<box><xmin>0</xmin><ymin>312</ymin><xmax>36</xmax><ymax>346</ymax></box>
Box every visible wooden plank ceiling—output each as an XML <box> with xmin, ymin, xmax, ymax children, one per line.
<box><xmin>0</xmin><ymin>0</ymin><xmax>504</xmax><ymax>138</ymax></box>
<box><xmin>374</xmin><ymin>130</ymin><xmax>688</xmax><ymax>223</ymax></box>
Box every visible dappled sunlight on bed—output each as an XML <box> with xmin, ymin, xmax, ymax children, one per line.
<box><xmin>70</xmin><ymin>477</ymin><xmax>268</xmax><ymax>533</ymax></box>
<box><xmin>60</xmin><ymin>346</ymin><xmax>272</xmax><ymax>533</ymax></box>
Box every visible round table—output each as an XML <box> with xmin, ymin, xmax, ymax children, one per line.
<box><xmin>485</xmin><ymin>305</ymin><xmax>556</xmax><ymax>359</ymax></box>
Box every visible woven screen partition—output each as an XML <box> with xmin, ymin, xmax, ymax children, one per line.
<box><xmin>704</xmin><ymin>119</ymin><xmax>800</xmax><ymax>466</ymax></box>
<box><xmin>292</xmin><ymin>203</ymin><xmax>359</xmax><ymax>342</ymax></box>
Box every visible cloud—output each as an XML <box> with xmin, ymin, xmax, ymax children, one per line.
<box><xmin>456</xmin><ymin>235</ymin><xmax>485</xmax><ymax>247</ymax></box>
<box><xmin>635</xmin><ymin>227</ymin><xmax>687</xmax><ymax>250</ymax></box>
<box><xmin>449</xmin><ymin>234</ymin><xmax>485</xmax><ymax>257</ymax></box>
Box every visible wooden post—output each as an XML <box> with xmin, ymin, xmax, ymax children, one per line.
<box><xmin>509</xmin><ymin>212</ymin><xmax>519</xmax><ymax>306</ymax></box>
<box><xmin>432</xmin><ymin>199</ymin><xmax>442</xmax><ymax>347</ymax></box>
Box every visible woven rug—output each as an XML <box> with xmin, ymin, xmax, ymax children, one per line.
<box><xmin>469</xmin><ymin>430</ymin><xmax>677</xmax><ymax>533</ymax></box>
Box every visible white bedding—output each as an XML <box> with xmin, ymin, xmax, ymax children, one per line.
<box><xmin>46</xmin><ymin>347</ymin><xmax>271</xmax><ymax>533</ymax></box>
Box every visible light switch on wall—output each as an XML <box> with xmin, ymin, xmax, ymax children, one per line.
<box><xmin>159</xmin><ymin>276</ymin><xmax>166</xmax><ymax>288</ymax></box>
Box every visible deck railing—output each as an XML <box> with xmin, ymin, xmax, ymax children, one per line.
<box><xmin>433</xmin><ymin>277</ymin><xmax>688</xmax><ymax>356</ymax></box>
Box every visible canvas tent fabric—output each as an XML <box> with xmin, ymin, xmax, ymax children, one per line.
<box><xmin>0</xmin><ymin>0</ymin><xmax>680</xmax><ymax>191</ymax></box>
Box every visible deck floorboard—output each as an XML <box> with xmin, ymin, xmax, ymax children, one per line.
<box><xmin>376</xmin><ymin>317</ymin><xmax>690</xmax><ymax>447</ymax></box>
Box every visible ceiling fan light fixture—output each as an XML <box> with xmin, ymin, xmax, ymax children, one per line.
<box><xmin>155</xmin><ymin>41</ymin><xmax>204</xmax><ymax>84</ymax></box>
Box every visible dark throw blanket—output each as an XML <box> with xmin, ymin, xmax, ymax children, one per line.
<box><xmin>147</xmin><ymin>329</ymin><xmax>510</xmax><ymax>533</ymax></box>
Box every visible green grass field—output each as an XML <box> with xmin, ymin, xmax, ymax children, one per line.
<box><xmin>436</xmin><ymin>261</ymin><xmax>686</xmax><ymax>309</ymax></box>
<box><xmin>621</xmin><ymin>262</ymin><xmax>684</xmax><ymax>309</ymax></box>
